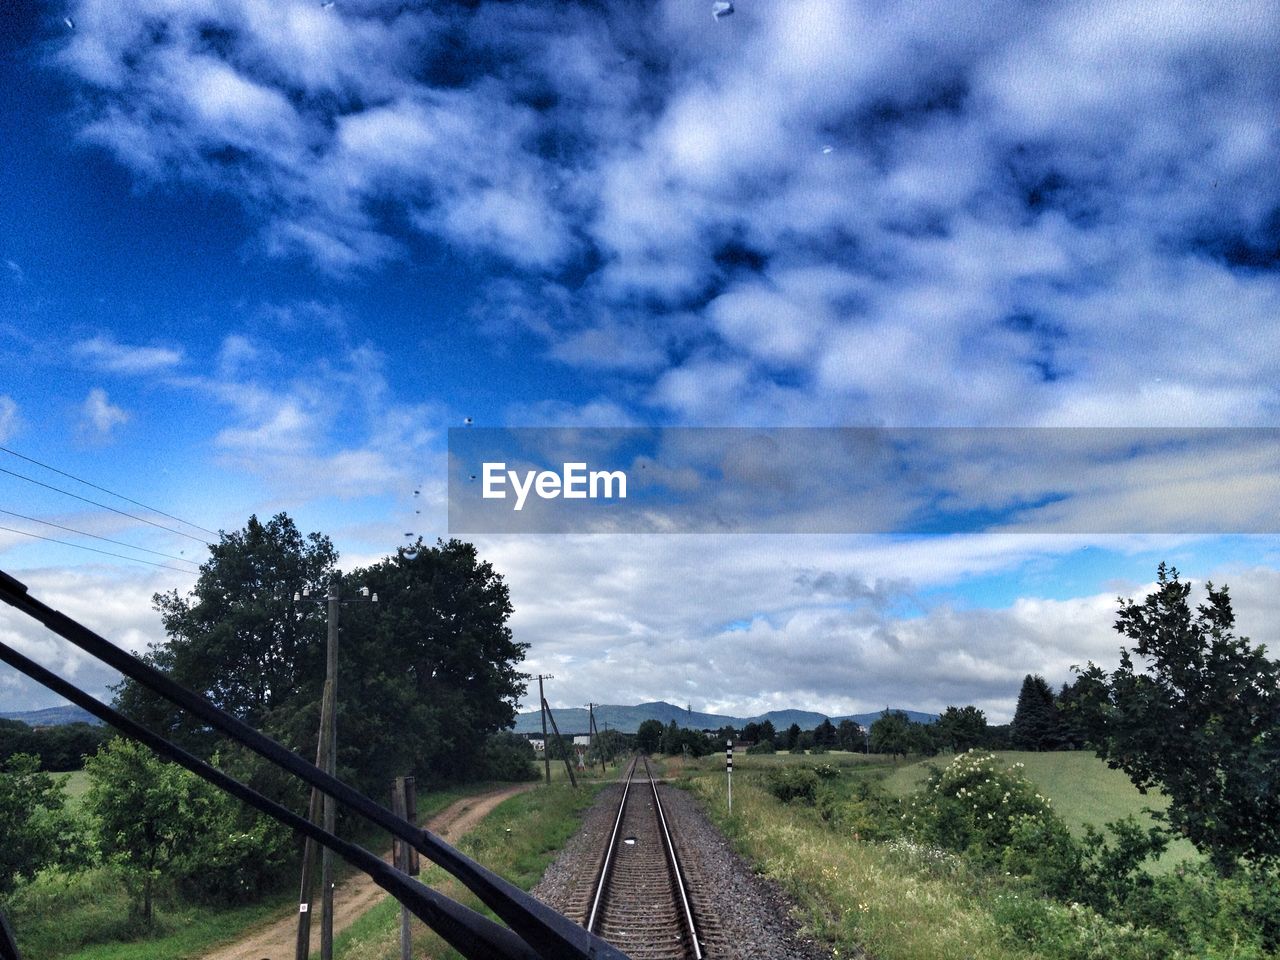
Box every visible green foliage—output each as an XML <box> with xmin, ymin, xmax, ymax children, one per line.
<box><xmin>0</xmin><ymin>720</ymin><xmax>109</xmax><ymax>772</ymax></box>
<box><xmin>1011</xmin><ymin>675</ymin><xmax>1064</xmax><ymax>750</ymax></box>
<box><xmin>635</xmin><ymin>718</ymin><xmax>663</xmax><ymax>753</ymax></box>
<box><xmin>114</xmin><ymin>515</ymin><xmax>529</xmax><ymax>797</ymax></box>
<box><xmin>784</xmin><ymin>722</ymin><xmax>802</xmax><ymax>749</ymax></box>
<box><xmin>0</xmin><ymin>753</ymin><xmax>86</xmax><ymax>896</ymax></box>
<box><xmin>746</xmin><ymin>739</ymin><xmax>776</xmax><ymax>754</ymax></box>
<box><xmin>116</xmin><ymin>513</ymin><xmax>336</xmax><ymax>756</ymax></box>
<box><xmin>903</xmin><ymin>751</ymin><xmax>1060</xmax><ymax>863</ymax></box>
<box><xmin>478</xmin><ymin>731</ymin><xmax>538</xmax><ymax>782</ymax></box>
<box><xmin>836</xmin><ymin>718</ymin><xmax>866</xmax><ymax>752</ymax></box>
<box><xmin>83</xmin><ymin>739</ymin><xmax>290</xmax><ymax>920</ymax></box>
<box><xmin>1084</xmin><ymin>563</ymin><xmax>1280</xmax><ymax>874</ymax></box>
<box><xmin>934</xmin><ymin>705</ymin><xmax>989</xmax><ymax>752</ymax></box>
<box><xmin>658</xmin><ymin>720</ymin><xmax>707</xmax><ymax>757</ymax></box>
<box><xmin>84</xmin><ymin>739</ymin><xmax>210</xmax><ymax>922</ymax></box>
<box><xmin>766</xmin><ymin>765</ymin><xmax>820</xmax><ymax>804</ymax></box>
<box><xmin>870</xmin><ymin>709</ymin><xmax>913</xmax><ymax>756</ymax></box>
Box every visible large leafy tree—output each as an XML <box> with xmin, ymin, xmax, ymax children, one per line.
<box><xmin>870</xmin><ymin>709</ymin><xmax>912</xmax><ymax>756</ymax></box>
<box><xmin>334</xmin><ymin>538</ymin><xmax>528</xmax><ymax>788</ymax></box>
<box><xmin>935</xmin><ymin>705</ymin><xmax>990</xmax><ymax>752</ymax></box>
<box><xmin>116</xmin><ymin>513</ymin><xmax>336</xmax><ymax>755</ymax></box>
<box><xmin>1082</xmin><ymin>563</ymin><xmax>1280</xmax><ymax>874</ymax></box>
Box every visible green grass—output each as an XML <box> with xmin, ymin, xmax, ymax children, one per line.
<box><xmin>336</xmin><ymin>782</ymin><xmax>603</xmax><ymax>960</ymax></box>
<box><xmin>687</xmin><ymin>772</ymin><xmax>1024</xmax><ymax>960</ymax></box>
<box><xmin>8</xmin><ymin>865</ymin><xmax>295</xmax><ymax>960</ymax></box>
<box><xmin>882</xmin><ymin>751</ymin><xmax>1199</xmax><ymax>872</ymax></box>
<box><xmin>58</xmin><ymin>770</ymin><xmax>91</xmax><ymax>807</ymax></box>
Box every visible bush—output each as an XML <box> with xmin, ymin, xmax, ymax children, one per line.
<box><xmin>478</xmin><ymin>731</ymin><xmax>539</xmax><ymax>782</ymax></box>
<box><xmin>766</xmin><ymin>766</ymin><xmax>819</xmax><ymax>805</ymax></box>
<box><xmin>746</xmin><ymin>740</ymin><xmax>775</xmax><ymax>755</ymax></box>
<box><xmin>902</xmin><ymin>751</ymin><xmax>1061</xmax><ymax>864</ymax></box>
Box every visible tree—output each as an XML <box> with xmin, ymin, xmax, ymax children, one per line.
<box><xmin>636</xmin><ymin>719</ymin><xmax>664</xmax><ymax>754</ymax></box>
<box><xmin>740</xmin><ymin>721</ymin><xmax>761</xmax><ymax>743</ymax></box>
<box><xmin>116</xmin><ymin>513</ymin><xmax>336</xmax><ymax>756</ymax></box>
<box><xmin>1010</xmin><ymin>675</ymin><xmax>1063</xmax><ymax>750</ymax></box>
<box><xmin>870</xmin><ymin>710</ymin><xmax>912</xmax><ymax>757</ymax></box>
<box><xmin>0</xmin><ymin>753</ymin><xmax>82</xmax><ymax>896</ymax></box>
<box><xmin>934</xmin><ymin>705</ymin><xmax>989</xmax><ymax>752</ymax></box>
<box><xmin>814</xmin><ymin>717</ymin><xmax>838</xmax><ymax>747</ymax></box>
<box><xmin>836</xmin><ymin>719</ymin><xmax>865</xmax><ymax>752</ymax></box>
<box><xmin>758</xmin><ymin>719</ymin><xmax>777</xmax><ymax>744</ymax></box>
<box><xmin>334</xmin><ymin>538</ymin><xmax>528</xmax><ymax>789</ymax></box>
<box><xmin>784</xmin><ymin>722</ymin><xmax>802</xmax><ymax>750</ymax></box>
<box><xmin>1081</xmin><ymin>564</ymin><xmax>1280</xmax><ymax>874</ymax></box>
<box><xmin>84</xmin><ymin>739</ymin><xmax>213</xmax><ymax>922</ymax></box>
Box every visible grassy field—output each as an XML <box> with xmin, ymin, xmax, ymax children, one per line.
<box><xmin>335</xmin><ymin>781</ymin><xmax>603</xmax><ymax>960</ymax></box>
<box><xmin>881</xmin><ymin>750</ymin><xmax>1199</xmax><ymax>872</ymax></box>
<box><xmin>58</xmin><ymin>769</ymin><xmax>91</xmax><ymax>807</ymax></box>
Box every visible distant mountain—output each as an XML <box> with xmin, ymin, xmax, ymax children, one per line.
<box><xmin>0</xmin><ymin>705</ymin><xmax>104</xmax><ymax>727</ymax></box>
<box><xmin>509</xmin><ymin>700</ymin><xmax>936</xmax><ymax>735</ymax></box>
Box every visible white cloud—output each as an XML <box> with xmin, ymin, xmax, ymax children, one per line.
<box><xmin>0</xmin><ymin>395</ymin><xmax>18</xmax><ymax>442</ymax></box>
<box><xmin>79</xmin><ymin>387</ymin><xmax>129</xmax><ymax>441</ymax></box>
<box><xmin>75</xmin><ymin>335</ymin><xmax>183</xmax><ymax>375</ymax></box>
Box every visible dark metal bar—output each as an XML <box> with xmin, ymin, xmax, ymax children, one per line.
<box><xmin>0</xmin><ymin>908</ymin><xmax>21</xmax><ymax>960</ymax></box>
<box><xmin>0</xmin><ymin>569</ymin><xmax>630</xmax><ymax>960</ymax></box>
<box><xmin>0</xmin><ymin>638</ymin><xmax>538</xmax><ymax>960</ymax></box>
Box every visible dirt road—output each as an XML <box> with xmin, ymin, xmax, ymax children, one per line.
<box><xmin>202</xmin><ymin>782</ymin><xmax>537</xmax><ymax>960</ymax></box>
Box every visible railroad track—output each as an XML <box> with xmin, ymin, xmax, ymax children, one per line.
<box><xmin>566</xmin><ymin>755</ymin><xmax>707</xmax><ymax>959</ymax></box>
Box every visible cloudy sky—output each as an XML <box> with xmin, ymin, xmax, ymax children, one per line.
<box><xmin>2</xmin><ymin>0</ymin><xmax>1279</xmax><ymax>723</ymax></box>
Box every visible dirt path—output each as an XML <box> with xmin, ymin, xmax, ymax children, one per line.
<box><xmin>202</xmin><ymin>782</ymin><xmax>537</xmax><ymax>960</ymax></box>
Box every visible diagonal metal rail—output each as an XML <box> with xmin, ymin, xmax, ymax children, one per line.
<box><xmin>0</xmin><ymin>569</ymin><xmax>631</xmax><ymax>960</ymax></box>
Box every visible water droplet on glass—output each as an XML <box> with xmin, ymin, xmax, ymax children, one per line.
<box><xmin>712</xmin><ymin>1</ymin><xmax>733</xmax><ymax>19</ymax></box>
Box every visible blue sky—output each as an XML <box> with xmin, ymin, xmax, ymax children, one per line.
<box><xmin>1</xmin><ymin>0</ymin><xmax>1279</xmax><ymax>722</ymax></box>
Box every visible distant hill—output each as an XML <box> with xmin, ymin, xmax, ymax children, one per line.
<box><xmin>0</xmin><ymin>705</ymin><xmax>104</xmax><ymax>727</ymax></box>
<box><xmin>509</xmin><ymin>700</ymin><xmax>936</xmax><ymax>735</ymax></box>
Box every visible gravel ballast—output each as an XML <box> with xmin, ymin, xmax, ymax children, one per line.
<box><xmin>533</xmin><ymin>780</ymin><xmax>833</xmax><ymax>960</ymax></box>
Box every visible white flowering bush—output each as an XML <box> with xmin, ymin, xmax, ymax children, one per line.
<box><xmin>902</xmin><ymin>750</ymin><xmax>1064</xmax><ymax>863</ymax></box>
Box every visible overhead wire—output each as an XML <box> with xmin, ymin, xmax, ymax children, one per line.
<box><xmin>0</xmin><ymin>524</ymin><xmax>195</xmax><ymax>573</ymax></box>
<box><xmin>0</xmin><ymin>508</ymin><xmax>200</xmax><ymax>567</ymax></box>
<box><xmin>0</xmin><ymin>464</ymin><xmax>213</xmax><ymax>544</ymax></box>
<box><xmin>0</xmin><ymin>445</ymin><xmax>219</xmax><ymax>537</ymax></box>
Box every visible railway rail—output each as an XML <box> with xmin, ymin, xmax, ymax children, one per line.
<box><xmin>571</xmin><ymin>756</ymin><xmax>707</xmax><ymax>959</ymax></box>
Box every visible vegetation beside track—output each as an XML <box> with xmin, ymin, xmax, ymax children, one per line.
<box><xmin>7</xmin><ymin>779</ymin><xmax>512</xmax><ymax>960</ymax></box>
<box><xmin>680</xmin><ymin>750</ymin><xmax>1280</xmax><ymax>960</ymax></box>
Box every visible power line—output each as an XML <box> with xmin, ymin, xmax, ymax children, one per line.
<box><xmin>0</xmin><ymin>445</ymin><xmax>220</xmax><ymax>538</ymax></box>
<box><xmin>0</xmin><ymin>524</ymin><xmax>196</xmax><ymax>573</ymax></box>
<box><xmin>0</xmin><ymin>508</ymin><xmax>201</xmax><ymax>567</ymax></box>
<box><xmin>0</xmin><ymin>464</ymin><xmax>213</xmax><ymax>545</ymax></box>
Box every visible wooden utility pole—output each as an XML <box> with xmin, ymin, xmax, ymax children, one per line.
<box><xmin>320</xmin><ymin>582</ymin><xmax>338</xmax><ymax>960</ymax></box>
<box><xmin>536</xmin><ymin>674</ymin><xmax>553</xmax><ymax>784</ymax></box>
<box><xmin>292</xmin><ymin>581</ymin><xmax>375</xmax><ymax>960</ymax></box>
<box><xmin>542</xmin><ymin>696</ymin><xmax>577</xmax><ymax>788</ymax></box>
<box><xmin>294</xmin><ymin>692</ymin><xmax>333</xmax><ymax>960</ymax></box>
<box><xmin>391</xmin><ymin>777</ymin><xmax>413</xmax><ymax>960</ymax></box>
<box><xmin>588</xmin><ymin>703</ymin><xmax>606</xmax><ymax>773</ymax></box>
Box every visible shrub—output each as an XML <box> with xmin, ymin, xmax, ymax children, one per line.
<box><xmin>902</xmin><ymin>751</ymin><xmax>1061</xmax><ymax>864</ymax></box>
<box><xmin>478</xmin><ymin>731</ymin><xmax>539</xmax><ymax>782</ymax></box>
<box><xmin>746</xmin><ymin>740</ymin><xmax>776</xmax><ymax>755</ymax></box>
<box><xmin>766</xmin><ymin>766</ymin><xmax>819</xmax><ymax>805</ymax></box>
